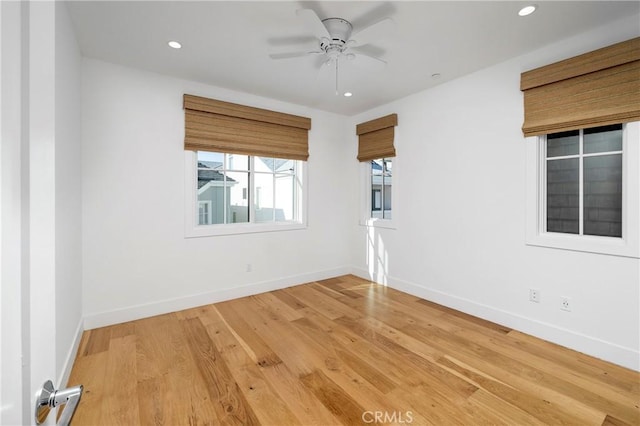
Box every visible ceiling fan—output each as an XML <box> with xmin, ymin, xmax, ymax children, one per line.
<box><xmin>269</xmin><ymin>9</ymin><xmax>394</xmax><ymax>93</ymax></box>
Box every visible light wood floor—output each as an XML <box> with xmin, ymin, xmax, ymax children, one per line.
<box><xmin>67</xmin><ymin>275</ymin><xmax>639</xmax><ymax>425</ymax></box>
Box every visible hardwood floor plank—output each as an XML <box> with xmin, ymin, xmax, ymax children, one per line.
<box><xmin>232</xmin><ymin>295</ymin><xmax>405</xmax><ymax>416</ymax></box>
<box><xmin>202</xmin><ymin>305</ymin><xmax>341</xmax><ymax>425</ymax></box>
<box><xmin>508</xmin><ymin>330</ymin><xmax>640</xmax><ymax>394</ymax></box>
<box><xmin>251</xmin><ymin>291</ymin><xmax>304</xmax><ymax>321</ymax></box>
<box><xmin>291</xmin><ymin>316</ymin><xmax>397</xmax><ymax>394</ymax></box>
<box><xmin>271</xmin><ymin>288</ymin><xmax>307</xmax><ymax>310</ymax></box>
<box><xmin>103</xmin><ymin>335</ymin><xmax>140</xmax><ymax>425</ymax></box>
<box><xmin>332</xmin><ymin>315</ymin><xmax>479</xmax><ymax>400</ymax></box>
<box><xmin>214</xmin><ymin>301</ymin><xmax>283</xmax><ymax>368</ymax></box>
<box><xmin>300</xmin><ymin>369</ymin><xmax>366</xmax><ymax>425</ymax></box>
<box><xmin>181</xmin><ymin>317</ymin><xmax>260</xmax><ymax>425</ymax></box>
<box><xmin>82</xmin><ymin>326</ymin><xmax>111</xmax><ymax>356</ymax></box>
<box><xmin>467</xmin><ymin>388</ymin><xmax>548</xmax><ymax>426</ymax></box>
<box><xmin>284</xmin><ymin>285</ymin><xmax>362</xmax><ymax>320</ymax></box>
<box><xmin>402</xmin><ymin>321</ymin><xmax>637</xmax><ymax>424</ymax></box>
<box><xmin>66</xmin><ymin>275</ymin><xmax>640</xmax><ymax>425</ymax></box>
<box><xmin>602</xmin><ymin>414</ymin><xmax>635</xmax><ymax>426</ymax></box>
<box><xmin>66</xmin><ymin>351</ymin><xmax>107</xmax><ymax>425</ymax></box>
<box><xmin>416</xmin><ymin>298</ymin><xmax>512</xmax><ymax>334</ymax></box>
<box><xmin>200</xmin><ymin>306</ymin><xmax>302</xmax><ymax>425</ymax></box>
<box><xmin>438</xmin><ymin>354</ymin><xmax>605</xmax><ymax>425</ymax></box>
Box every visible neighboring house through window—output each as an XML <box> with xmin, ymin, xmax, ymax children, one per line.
<box><xmin>186</xmin><ymin>150</ymin><xmax>306</xmax><ymax>237</ymax></box>
<box><xmin>370</xmin><ymin>158</ymin><xmax>392</xmax><ymax>219</ymax></box>
<box><xmin>545</xmin><ymin>125</ymin><xmax>622</xmax><ymax>238</ymax></box>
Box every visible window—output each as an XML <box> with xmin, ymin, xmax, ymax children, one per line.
<box><xmin>370</xmin><ymin>158</ymin><xmax>392</xmax><ymax>219</ymax></box>
<box><xmin>545</xmin><ymin>125</ymin><xmax>622</xmax><ymax>237</ymax></box>
<box><xmin>185</xmin><ymin>151</ymin><xmax>306</xmax><ymax>237</ymax></box>
<box><xmin>526</xmin><ymin>122</ymin><xmax>639</xmax><ymax>258</ymax></box>
<box><xmin>361</xmin><ymin>157</ymin><xmax>396</xmax><ymax>229</ymax></box>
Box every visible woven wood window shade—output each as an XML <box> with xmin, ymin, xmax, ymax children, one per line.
<box><xmin>356</xmin><ymin>114</ymin><xmax>398</xmax><ymax>161</ymax></box>
<box><xmin>184</xmin><ymin>94</ymin><xmax>312</xmax><ymax>161</ymax></box>
<box><xmin>521</xmin><ymin>37</ymin><xmax>640</xmax><ymax>137</ymax></box>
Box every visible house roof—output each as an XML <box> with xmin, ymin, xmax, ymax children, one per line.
<box><xmin>198</xmin><ymin>161</ymin><xmax>235</xmax><ymax>189</ymax></box>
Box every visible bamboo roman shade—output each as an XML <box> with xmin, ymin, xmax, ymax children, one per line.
<box><xmin>521</xmin><ymin>37</ymin><xmax>640</xmax><ymax>137</ymax></box>
<box><xmin>184</xmin><ymin>94</ymin><xmax>312</xmax><ymax>161</ymax></box>
<box><xmin>356</xmin><ymin>113</ymin><xmax>398</xmax><ymax>161</ymax></box>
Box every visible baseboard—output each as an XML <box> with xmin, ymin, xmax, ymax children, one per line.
<box><xmin>83</xmin><ymin>266</ymin><xmax>351</xmax><ymax>330</ymax></box>
<box><xmin>351</xmin><ymin>267</ymin><xmax>640</xmax><ymax>371</ymax></box>
<box><xmin>59</xmin><ymin>318</ymin><xmax>84</xmax><ymax>387</ymax></box>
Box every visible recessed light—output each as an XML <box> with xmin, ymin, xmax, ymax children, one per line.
<box><xmin>168</xmin><ymin>40</ymin><xmax>182</xmax><ymax>49</ymax></box>
<box><xmin>343</xmin><ymin>92</ymin><xmax>353</xmax><ymax>97</ymax></box>
<box><xmin>518</xmin><ymin>5</ymin><xmax>537</xmax><ymax>16</ymax></box>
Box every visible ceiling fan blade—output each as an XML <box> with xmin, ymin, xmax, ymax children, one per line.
<box><xmin>266</xmin><ymin>35</ymin><xmax>318</xmax><ymax>47</ymax></box>
<box><xmin>269</xmin><ymin>51</ymin><xmax>323</xmax><ymax>60</ymax></box>
<box><xmin>296</xmin><ymin>9</ymin><xmax>330</xmax><ymax>40</ymax></box>
<box><xmin>350</xmin><ymin>18</ymin><xmax>395</xmax><ymax>47</ymax></box>
<box><xmin>351</xmin><ymin>51</ymin><xmax>387</xmax><ymax>66</ymax></box>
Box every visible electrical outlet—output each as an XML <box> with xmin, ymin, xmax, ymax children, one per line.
<box><xmin>529</xmin><ymin>288</ymin><xmax>540</xmax><ymax>303</ymax></box>
<box><xmin>560</xmin><ymin>296</ymin><xmax>571</xmax><ymax>312</ymax></box>
<box><xmin>246</xmin><ymin>263</ymin><xmax>252</xmax><ymax>272</ymax></box>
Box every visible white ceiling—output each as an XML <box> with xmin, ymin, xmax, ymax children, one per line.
<box><xmin>66</xmin><ymin>1</ymin><xmax>639</xmax><ymax>116</ymax></box>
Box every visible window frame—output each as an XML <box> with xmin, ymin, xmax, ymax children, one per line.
<box><xmin>525</xmin><ymin>121</ymin><xmax>639</xmax><ymax>258</ymax></box>
<box><xmin>184</xmin><ymin>151</ymin><xmax>307</xmax><ymax>238</ymax></box>
<box><xmin>360</xmin><ymin>156</ymin><xmax>397</xmax><ymax>229</ymax></box>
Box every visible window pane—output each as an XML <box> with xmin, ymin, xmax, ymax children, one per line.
<box><xmin>255</xmin><ymin>157</ymin><xmax>274</xmax><ymax>172</ymax></box>
<box><xmin>197</xmin><ymin>151</ymin><xmax>223</xmax><ymax>174</ymax></box>
<box><xmin>584</xmin><ymin>124</ymin><xmax>623</xmax><ymax>154</ymax></box>
<box><xmin>226</xmin><ymin>171</ymin><xmax>249</xmax><ymax>223</ymax></box>
<box><xmin>371</xmin><ymin>159</ymin><xmax>383</xmax><ymax>175</ymax></box>
<box><xmin>227</xmin><ymin>154</ymin><xmax>249</xmax><ymax>171</ymax></box>
<box><xmin>275</xmin><ymin>158</ymin><xmax>295</xmax><ymax>174</ymax></box>
<box><xmin>547</xmin><ymin>158</ymin><xmax>579</xmax><ymax>234</ymax></box>
<box><xmin>254</xmin><ymin>173</ymin><xmax>274</xmax><ymax>222</ymax></box>
<box><xmin>275</xmin><ymin>174</ymin><xmax>294</xmax><ymax>221</ymax></box>
<box><xmin>547</xmin><ymin>130</ymin><xmax>579</xmax><ymax>158</ymax></box>
<box><xmin>372</xmin><ymin>190</ymin><xmax>381</xmax><ymax>211</ymax></box>
<box><xmin>197</xmin><ymin>152</ymin><xmax>225</xmax><ymax>225</ymax></box>
<box><xmin>371</xmin><ymin>159</ymin><xmax>383</xmax><ymax>219</ymax></box>
<box><xmin>584</xmin><ymin>154</ymin><xmax>622</xmax><ymax>237</ymax></box>
<box><xmin>383</xmin><ymin>158</ymin><xmax>392</xmax><ymax>219</ymax></box>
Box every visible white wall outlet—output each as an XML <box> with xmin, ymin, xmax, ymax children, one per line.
<box><xmin>560</xmin><ymin>296</ymin><xmax>571</xmax><ymax>311</ymax></box>
<box><xmin>529</xmin><ymin>288</ymin><xmax>540</xmax><ymax>303</ymax></box>
<box><xmin>246</xmin><ymin>263</ymin><xmax>252</xmax><ymax>272</ymax></box>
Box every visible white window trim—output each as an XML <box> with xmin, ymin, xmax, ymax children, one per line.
<box><xmin>525</xmin><ymin>122</ymin><xmax>639</xmax><ymax>258</ymax></box>
<box><xmin>359</xmin><ymin>157</ymin><xmax>397</xmax><ymax>230</ymax></box>
<box><xmin>184</xmin><ymin>151</ymin><xmax>307</xmax><ymax>238</ymax></box>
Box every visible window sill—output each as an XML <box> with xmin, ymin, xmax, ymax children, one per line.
<box><xmin>360</xmin><ymin>218</ymin><xmax>396</xmax><ymax>230</ymax></box>
<box><xmin>526</xmin><ymin>232</ymin><xmax>639</xmax><ymax>259</ymax></box>
<box><xmin>185</xmin><ymin>221</ymin><xmax>306</xmax><ymax>238</ymax></box>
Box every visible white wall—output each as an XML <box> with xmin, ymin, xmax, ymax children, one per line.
<box><xmin>0</xmin><ymin>3</ymin><xmax>83</xmax><ymax>423</ymax></box>
<box><xmin>1</xmin><ymin>2</ymin><xmax>28</xmax><ymax>422</ymax></box>
<box><xmin>81</xmin><ymin>59</ymin><xmax>352</xmax><ymax>327</ymax></box>
<box><xmin>55</xmin><ymin>1</ymin><xmax>83</xmax><ymax>387</ymax></box>
<box><xmin>349</xmin><ymin>15</ymin><xmax>640</xmax><ymax>370</ymax></box>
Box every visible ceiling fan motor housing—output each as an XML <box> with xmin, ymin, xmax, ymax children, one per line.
<box><xmin>320</xmin><ymin>18</ymin><xmax>353</xmax><ymax>52</ymax></box>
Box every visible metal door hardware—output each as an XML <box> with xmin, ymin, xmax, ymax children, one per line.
<box><xmin>35</xmin><ymin>380</ymin><xmax>83</xmax><ymax>426</ymax></box>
